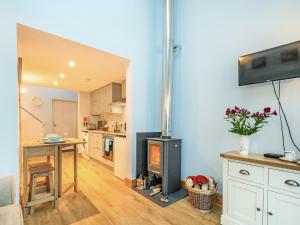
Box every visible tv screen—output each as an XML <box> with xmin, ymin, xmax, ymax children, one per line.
<box><xmin>239</xmin><ymin>41</ymin><xmax>300</xmax><ymax>86</ymax></box>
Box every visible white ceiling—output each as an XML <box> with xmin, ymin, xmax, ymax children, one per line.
<box><xmin>17</xmin><ymin>24</ymin><xmax>130</xmax><ymax>92</ymax></box>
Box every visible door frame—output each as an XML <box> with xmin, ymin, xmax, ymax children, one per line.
<box><xmin>52</xmin><ymin>98</ymin><xmax>78</xmax><ymax>137</ymax></box>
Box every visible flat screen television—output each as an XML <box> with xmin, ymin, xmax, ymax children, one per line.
<box><xmin>239</xmin><ymin>40</ymin><xmax>300</xmax><ymax>86</ymax></box>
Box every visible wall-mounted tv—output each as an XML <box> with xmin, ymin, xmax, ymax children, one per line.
<box><xmin>239</xmin><ymin>40</ymin><xmax>300</xmax><ymax>86</ymax></box>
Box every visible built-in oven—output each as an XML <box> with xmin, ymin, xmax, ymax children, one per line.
<box><xmin>103</xmin><ymin>134</ymin><xmax>114</xmax><ymax>162</ymax></box>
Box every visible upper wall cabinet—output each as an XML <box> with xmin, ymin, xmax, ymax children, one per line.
<box><xmin>91</xmin><ymin>82</ymin><xmax>122</xmax><ymax>115</ymax></box>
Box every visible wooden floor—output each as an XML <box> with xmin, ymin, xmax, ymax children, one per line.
<box><xmin>24</xmin><ymin>152</ymin><xmax>221</xmax><ymax>225</ymax></box>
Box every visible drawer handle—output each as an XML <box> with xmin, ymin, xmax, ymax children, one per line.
<box><xmin>268</xmin><ymin>212</ymin><xmax>273</xmax><ymax>216</ymax></box>
<box><xmin>239</xmin><ymin>169</ymin><xmax>250</xmax><ymax>175</ymax></box>
<box><xmin>285</xmin><ymin>179</ymin><xmax>300</xmax><ymax>187</ymax></box>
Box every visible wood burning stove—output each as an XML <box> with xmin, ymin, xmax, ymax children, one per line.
<box><xmin>147</xmin><ymin>138</ymin><xmax>181</xmax><ymax>195</ymax></box>
<box><xmin>134</xmin><ymin>0</ymin><xmax>187</xmax><ymax>207</ymax></box>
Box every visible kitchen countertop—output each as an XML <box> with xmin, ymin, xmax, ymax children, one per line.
<box><xmin>83</xmin><ymin>129</ymin><xmax>126</xmax><ymax>137</ymax></box>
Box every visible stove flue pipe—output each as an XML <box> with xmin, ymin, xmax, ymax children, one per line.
<box><xmin>161</xmin><ymin>0</ymin><xmax>174</xmax><ymax>139</ymax></box>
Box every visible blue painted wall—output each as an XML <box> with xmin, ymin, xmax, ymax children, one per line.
<box><xmin>173</xmin><ymin>0</ymin><xmax>300</xmax><ymax>191</ymax></box>
<box><xmin>2</xmin><ymin>0</ymin><xmax>300</xmax><ymax>197</ymax></box>
<box><xmin>0</xmin><ymin>0</ymin><xmax>163</xmax><ymax>199</ymax></box>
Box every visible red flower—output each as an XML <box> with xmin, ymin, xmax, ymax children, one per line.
<box><xmin>251</xmin><ymin>112</ymin><xmax>260</xmax><ymax>118</ymax></box>
<box><xmin>225</xmin><ymin>108</ymin><xmax>231</xmax><ymax>115</ymax></box>
<box><xmin>264</xmin><ymin>107</ymin><xmax>271</xmax><ymax>113</ymax></box>
<box><xmin>234</xmin><ymin>106</ymin><xmax>240</xmax><ymax>111</ymax></box>
<box><xmin>272</xmin><ymin>110</ymin><xmax>277</xmax><ymax>116</ymax></box>
<box><xmin>231</xmin><ymin>109</ymin><xmax>237</xmax><ymax>114</ymax></box>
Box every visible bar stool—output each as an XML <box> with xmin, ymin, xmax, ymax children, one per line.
<box><xmin>28</xmin><ymin>162</ymin><xmax>56</xmax><ymax>215</ymax></box>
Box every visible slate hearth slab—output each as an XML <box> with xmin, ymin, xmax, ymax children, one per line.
<box><xmin>134</xmin><ymin>187</ymin><xmax>188</xmax><ymax>207</ymax></box>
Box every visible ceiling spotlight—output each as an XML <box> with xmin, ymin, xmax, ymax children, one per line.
<box><xmin>60</xmin><ymin>73</ymin><xmax>65</xmax><ymax>78</ymax></box>
<box><xmin>20</xmin><ymin>87</ymin><xmax>27</xmax><ymax>94</ymax></box>
<box><xmin>68</xmin><ymin>61</ymin><xmax>75</xmax><ymax>67</ymax></box>
<box><xmin>53</xmin><ymin>81</ymin><xmax>58</xmax><ymax>86</ymax></box>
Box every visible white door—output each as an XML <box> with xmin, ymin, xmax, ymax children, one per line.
<box><xmin>114</xmin><ymin>136</ymin><xmax>127</xmax><ymax>180</ymax></box>
<box><xmin>52</xmin><ymin>99</ymin><xmax>78</xmax><ymax>138</ymax></box>
<box><xmin>268</xmin><ymin>191</ymin><xmax>300</xmax><ymax>225</ymax></box>
<box><xmin>228</xmin><ymin>180</ymin><xmax>263</xmax><ymax>225</ymax></box>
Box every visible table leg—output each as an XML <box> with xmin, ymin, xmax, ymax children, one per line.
<box><xmin>58</xmin><ymin>146</ymin><xmax>62</xmax><ymax>197</ymax></box>
<box><xmin>74</xmin><ymin>144</ymin><xmax>78</xmax><ymax>192</ymax></box>
<box><xmin>23</xmin><ymin>148</ymin><xmax>28</xmax><ymax>215</ymax></box>
<box><xmin>54</xmin><ymin>146</ymin><xmax>59</xmax><ymax>208</ymax></box>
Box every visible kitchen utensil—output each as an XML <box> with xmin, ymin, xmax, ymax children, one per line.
<box><xmin>97</xmin><ymin>120</ymin><xmax>106</xmax><ymax>129</ymax></box>
<box><xmin>43</xmin><ymin>140</ymin><xmax>65</xmax><ymax>144</ymax></box>
<box><xmin>63</xmin><ymin>128</ymin><xmax>69</xmax><ymax>140</ymax></box>
<box><xmin>46</xmin><ymin>134</ymin><xmax>61</xmax><ymax>142</ymax></box>
<box><xmin>284</xmin><ymin>151</ymin><xmax>296</xmax><ymax>161</ymax></box>
<box><xmin>87</xmin><ymin>123</ymin><xmax>96</xmax><ymax>130</ymax></box>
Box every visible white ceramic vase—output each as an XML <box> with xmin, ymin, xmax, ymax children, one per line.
<box><xmin>240</xmin><ymin>135</ymin><xmax>250</xmax><ymax>155</ymax></box>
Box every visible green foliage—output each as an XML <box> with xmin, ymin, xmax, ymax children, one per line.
<box><xmin>225</xmin><ymin>107</ymin><xmax>276</xmax><ymax>136</ymax></box>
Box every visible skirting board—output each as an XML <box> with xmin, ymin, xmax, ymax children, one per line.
<box><xmin>124</xmin><ymin>178</ymin><xmax>137</xmax><ymax>188</ymax></box>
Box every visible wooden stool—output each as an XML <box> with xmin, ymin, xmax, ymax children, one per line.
<box><xmin>28</xmin><ymin>162</ymin><xmax>56</xmax><ymax>215</ymax></box>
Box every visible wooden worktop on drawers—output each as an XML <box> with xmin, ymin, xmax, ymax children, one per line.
<box><xmin>221</xmin><ymin>151</ymin><xmax>300</xmax><ymax>171</ymax></box>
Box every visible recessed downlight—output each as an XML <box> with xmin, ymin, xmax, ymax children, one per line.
<box><xmin>20</xmin><ymin>87</ymin><xmax>27</xmax><ymax>94</ymax></box>
<box><xmin>68</xmin><ymin>61</ymin><xmax>75</xmax><ymax>67</ymax></box>
<box><xmin>53</xmin><ymin>81</ymin><xmax>58</xmax><ymax>86</ymax></box>
<box><xmin>60</xmin><ymin>73</ymin><xmax>65</xmax><ymax>78</ymax></box>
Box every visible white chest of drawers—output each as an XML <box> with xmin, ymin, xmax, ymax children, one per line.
<box><xmin>221</xmin><ymin>151</ymin><xmax>300</xmax><ymax>225</ymax></box>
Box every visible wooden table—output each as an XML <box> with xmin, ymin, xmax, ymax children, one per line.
<box><xmin>22</xmin><ymin>138</ymin><xmax>86</xmax><ymax>211</ymax></box>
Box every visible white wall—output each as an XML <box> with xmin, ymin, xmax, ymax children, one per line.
<box><xmin>77</xmin><ymin>92</ymin><xmax>91</xmax><ymax>154</ymax></box>
<box><xmin>0</xmin><ymin>0</ymin><xmax>162</xmax><ymax>199</ymax></box>
<box><xmin>78</xmin><ymin>92</ymin><xmax>91</xmax><ymax>134</ymax></box>
<box><xmin>20</xmin><ymin>109</ymin><xmax>42</xmax><ymax>141</ymax></box>
<box><xmin>173</xmin><ymin>0</ymin><xmax>300</xmax><ymax>192</ymax></box>
<box><xmin>21</xmin><ymin>84</ymin><xmax>78</xmax><ymax>134</ymax></box>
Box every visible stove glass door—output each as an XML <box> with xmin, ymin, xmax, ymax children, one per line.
<box><xmin>147</xmin><ymin>140</ymin><xmax>163</xmax><ymax>175</ymax></box>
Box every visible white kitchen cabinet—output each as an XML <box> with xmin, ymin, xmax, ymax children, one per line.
<box><xmin>221</xmin><ymin>151</ymin><xmax>300</xmax><ymax>225</ymax></box>
<box><xmin>227</xmin><ymin>180</ymin><xmax>263</xmax><ymax>225</ymax></box>
<box><xmin>88</xmin><ymin>132</ymin><xmax>103</xmax><ymax>161</ymax></box>
<box><xmin>114</xmin><ymin>136</ymin><xmax>127</xmax><ymax>180</ymax></box>
<box><xmin>267</xmin><ymin>191</ymin><xmax>300</xmax><ymax>225</ymax></box>
<box><xmin>98</xmin><ymin>88</ymin><xmax>105</xmax><ymax>114</ymax></box>
<box><xmin>91</xmin><ymin>83</ymin><xmax>122</xmax><ymax>115</ymax></box>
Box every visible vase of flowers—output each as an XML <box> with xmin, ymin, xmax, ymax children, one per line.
<box><xmin>225</xmin><ymin>106</ymin><xmax>277</xmax><ymax>155</ymax></box>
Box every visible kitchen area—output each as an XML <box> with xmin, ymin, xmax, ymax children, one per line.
<box><xmin>79</xmin><ymin>80</ymin><xmax>129</xmax><ymax>181</ymax></box>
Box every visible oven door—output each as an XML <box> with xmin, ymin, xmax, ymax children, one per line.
<box><xmin>147</xmin><ymin>140</ymin><xmax>163</xmax><ymax>176</ymax></box>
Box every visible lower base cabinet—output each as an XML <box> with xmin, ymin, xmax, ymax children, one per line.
<box><xmin>221</xmin><ymin>152</ymin><xmax>300</xmax><ymax>225</ymax></box>
<box><xmin>114</xmin><ymin>136</ymin><xmax>127</xmax><ymax>180</ymax></box>
<box><xmin>267</xmin><ymin>191</ymin><xmax>300</xmax><ymax>225</ymax></box>
<box><xmin>88</xmin><ymin>132</ymin><xmax>103</xmax><ymax>161</ymax></box>
<box><xmin>228</xmin><ymin>180</ymin><xmax>263</xmax><ymax>225</ymax></box>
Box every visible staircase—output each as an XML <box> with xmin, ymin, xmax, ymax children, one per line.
<box><xmin>20</xmin><ymin>107</ymin><xmax>43</xmax><ymax>141</ymax></box>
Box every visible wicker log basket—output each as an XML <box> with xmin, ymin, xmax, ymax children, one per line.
<box><xmin>186</xmin><ymin>177</ymin><xmax>217</xmax><ymax>213</ymax></box>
